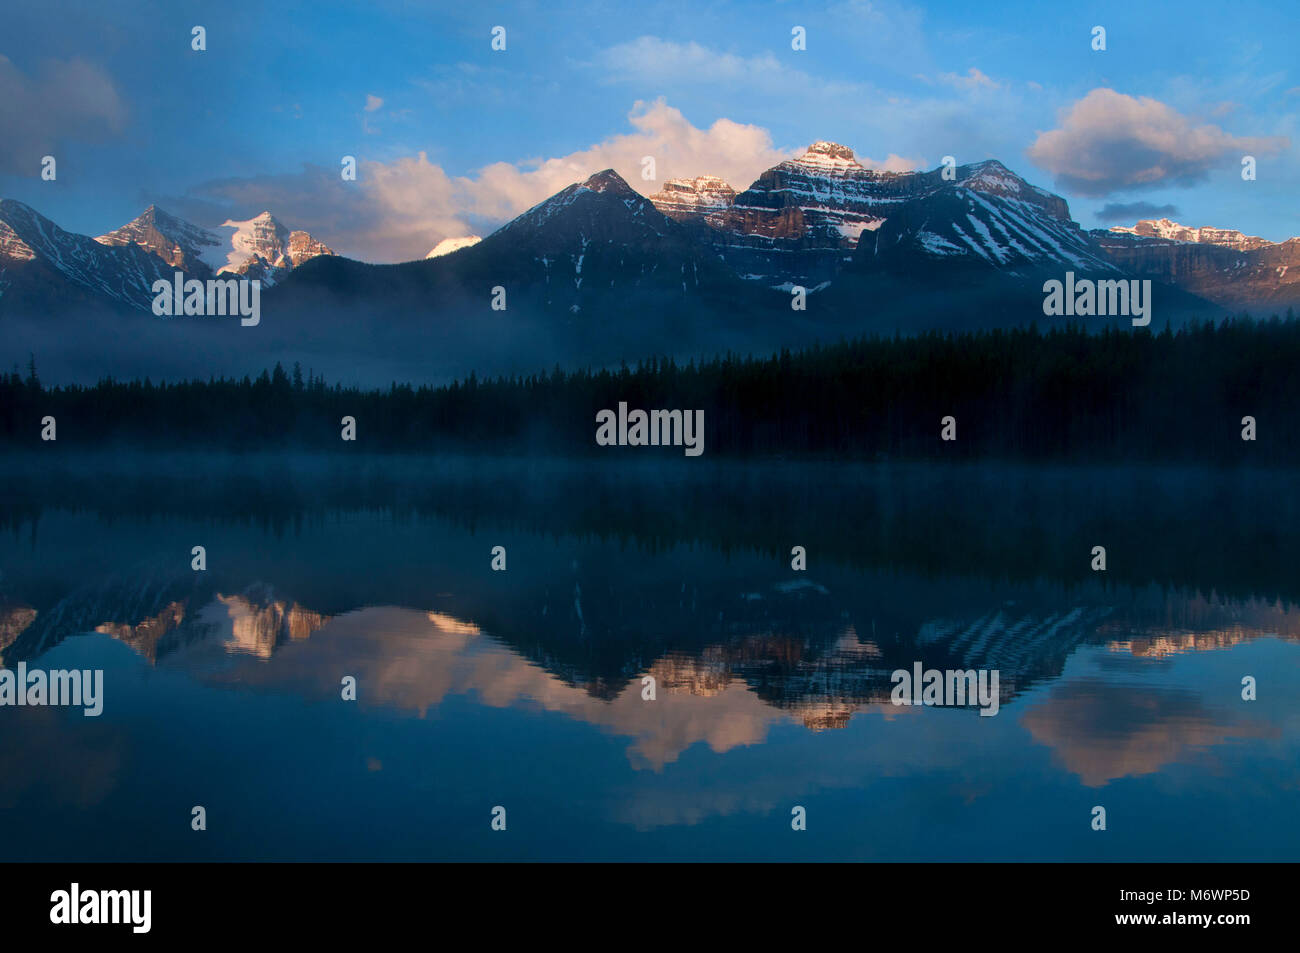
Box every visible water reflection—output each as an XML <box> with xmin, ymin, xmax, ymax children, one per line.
<box><xmin>1</xmin><ymin>454</ymin><xmax>1298</xmax><ymax>860</ymax></box>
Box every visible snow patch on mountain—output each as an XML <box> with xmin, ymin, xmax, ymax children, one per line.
<box><xmin>205</xmin><ymin>212</ymin><xmax>335</xmax><ymax>285</ymax></box>
<box><xmin>94</xmin><ymin>206</ymin><xmax>335</xmax><ymax>286</ymax></box>
<box><xmin>0</xmin><ymin>198</ymin><xmax>180</xmax><ymax>310</ymax></box>
<box><xmin>426</xmin><ymin>236</ymin><xmax>482</xmax><ymax>258</ymax></box>
<box><xmin>95</xmin><ymin>206</ymin><xmax>225</xmax><ymax>274</ymax></box>
<box><xmin>213</xmin><ymin>213</ymin><xmax>288</xmax><ymax>274</ymax></box>
<box><xmin>651</xmin><ymin>175</ymin><xmax>736</xmax><ymax>208</ymax></box>
<box><xmin>1110</xmin><ymin>218</ymin><xmax>1278</xmax><ymax>251</ymax></box>
<box><xmin>837</xmin><ymin>220</ymin><xmax>880</xmax><ymax>240</ymax></box>
<box><xmin>790</xmin><ymin>141</ymin><xmax>865</xmax><ymax>174</ymax></box>
<box><xmin>917</xmin><ymin>230</ymin><xmax>964</xmax><ymax>256</ymax></box>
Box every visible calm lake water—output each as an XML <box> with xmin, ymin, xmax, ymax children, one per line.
<box><xmin>1</xmin><ymin>453</ymin><xmax>1297</xmax><ymax>861</ymax></box>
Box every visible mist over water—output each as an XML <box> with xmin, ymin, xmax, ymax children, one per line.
<box><xmin>2</xmin><ymin>453</ymin><xmax>1297</xmax><ymax>860</ymax></box>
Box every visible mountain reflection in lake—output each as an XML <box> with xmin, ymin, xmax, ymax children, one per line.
<box><xmin>1</xmin><ymin>453</ymin><xmax>1297</xmax><ymax>861</ymax></box>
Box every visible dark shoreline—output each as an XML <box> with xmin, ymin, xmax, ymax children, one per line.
<box><xmin>4</xmin><ymin>319</ymin><xmax>1298</xmax><ymax>463</ymax></box>
<box><xmin>3</xmin><ymin>452</ymin><xmax>1298</xmax><ymax>606</ymax></box>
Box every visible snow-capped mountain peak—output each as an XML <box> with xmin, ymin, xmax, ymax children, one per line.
<box><xmin>215</xmin><ymin>212</ymin><xmax>290</xmax><ymax>274</ymax></box>
<box><xmin>959</xmin><ymin>159</ymin><xmax>1030</xmax><ymax>196</ymax></box>
<box><xmin>790</xmin><ymin>141</ymin><xmax>864</xmax><ymax>174</ymax></box>
<box><xmin>649</xmin><ymin>144</ymin><xmax>1110</xmax><ymax>282</ymax></box>
<box><xmin>203</xmin><ymin>211</ymin><xmax>335</xmax><ymax>284</ymax></box>
<box><xmin>649</xmin><ymin>176</ymin><xmax>737</xmax><ymax>211</ymax></box>
<box><xmin>0</xmin><ymin>202</ymin><xmax>339</xmax><ymax>311</ymax></box>
<box><xmin>647</xmin><ymin>176</ymin><xmax>737</xmax><ymax>231</ymax></box>
<box><xmin>95</xmin><ymin>205</ymin><xmax>335</xmax><ymax>284</ymax></box>
<box><xmin>2</xmin><ymin>198</ymin><xmax>181</xmax><ymax>310</ymax></box>
<box><xmin>492</xmin><ymin>168</ymin><xmax>666</xmax><ymax>243</ymax></box>
<box><xmin>579</xmin><ymin>168</ymin><xmax>641</xmax><ymax>197</ymax></box>
<box><xmin>426</xmin><ymin>236</ymin><xmax>482</xmax><ymax>258</ymax></box>
<box><xmin>1110</xmin><ymin>218</ymin><xmax>1276</xmax><ymax>251</ymax></box>
<box><xmin>96</xmin><ymin>205</ymin><xmax>226</xmax><ymax>274</ymax></box>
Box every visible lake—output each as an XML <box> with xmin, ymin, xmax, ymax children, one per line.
<box><xmin>1</xmin><ymin>453</ymin><xmax>1297</xmax><ymax>860</ymax></box>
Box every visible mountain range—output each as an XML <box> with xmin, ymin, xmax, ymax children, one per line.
<box><xmin>1094</xmin><ymin>216</ymin><xmax>1300</xmax><ymax>314</ymax></box>
<box><xmin>2</xmin><ymin>141</ymin><xmax>1294</xmax><ymax>384</ymax></box>
<box><xmin>0</xmin><ymin>201</ymin><xmax>335</xmax><ymax>313</ymax></box>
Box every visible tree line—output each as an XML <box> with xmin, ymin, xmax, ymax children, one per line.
<box><xmin>2</xmin><ymin>318</ymin><xmax>1297</xmax><ymax>462</ymax></box>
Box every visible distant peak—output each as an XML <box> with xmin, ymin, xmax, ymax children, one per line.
<box><xmin>139</xmin><ymin>205</ymin><xmax>190</xmax><ymax>228</ymax></box>
<box><xmin>93</xmin><ymin>205</ymin><xmax>220</xmax><ymax>256</ymax></box>
<box><xmin>1110</xmin><ymin>218</ymin><xmax>1277</xmax><ymax>249</ymax></box>
<box><xmin>664</xmin><ymin>174</ymin><xmax>734</xmax><ymax>190</ymax></box>
<box><xmin>581</xmin><ymin>169</ymin><xmax>637</xmax><ymax>195</ymax></box>
<box><xmin>654</xmin><ymin>176</ymin><xmax>736</xmax><ymax>198</ymax></box>
<box><xmin>1134</xmin><ymin>217</ymin><xmax>1184</xmax><ymax>231</ymax></box>
<box><xmin>648</xmin><ymin>176</ymin><xmax>737</xmax><ymax>216</ymax></box>
<box><xmin>956</xmin><ymin>159</ymin><xmax>1037</xmax><ymax>196</ymax></box>
<box><xmin>122</xmin><ymin>205</ymin><xmax>166</xmax><ymax>226</ymax></box>
<box><xmin>958</xmin><ymin>158</ymin><xmax>1020</xmax><ymax>179</ymax></box>
<box><xmin>806</xmin><ymin>141</ymin><xmax>856</xmax><ymax>159</ymax></box>
<box><xmin>220</xmin><ymin>211</ymin><xmax>285</xmax><ymax>230</ymax></box>
<box><xmin>1114</xmin><ymin>217</ymin><xmax>1196</xmax><ymax>234</ymax></box>
<box><xmin>426</xmin><ymin>235</ymin><xmax>482</xmax><ymax>258</ymax></box>
<box><xmin>792</xmin><ymin>141</ymin><xmax>863</xmax><ymax>172</ymax></box>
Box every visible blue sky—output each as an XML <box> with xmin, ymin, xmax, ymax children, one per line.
<box><xmin>2</xmin><ymin>0</ymin><xmax>1295</xmax><ymax>261</ymax></box>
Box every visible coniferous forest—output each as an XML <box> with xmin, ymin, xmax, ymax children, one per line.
<box><xmin>2</xmin><ymin>317</ymin><xmax>1296</xmax><ymax>463</ymax></box>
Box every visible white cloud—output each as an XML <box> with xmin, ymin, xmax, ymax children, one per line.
<box><xmin>591</xmin><ymin>36</ymin><xmax>1039</xmax><ymax>183</ymax></box>
<box><xmin>593</xmin><ymin>36</ymin><xmax>869</xmax><ymax>104</ymax></box>
<box><xmin>936</xmin><ymin>67</ymin><xmax>1000</xmax><ymax>90</ymax></box>
<box><xmin>185</xmin><ymin>100</ymin><xmax>793</xmax><ymax>262</ymax></box>
<box><xmin>1027</xmin><ymin>88</ymin><xmax>1290</xmax><ymax>196</ymax></box>
<box><xmin>600</xmin><ymin>36</ymin><xmax>786</xmax><ymax>87</ymax></box>
<box><xmin>456</xmin><ymin>98</ymin><xmax>791</xmax><ymax>220</ymax></box>
<box><xmin>859</xmin><ymin>153</ymin><xmax>924</xmax><ymax>172</ymax></box>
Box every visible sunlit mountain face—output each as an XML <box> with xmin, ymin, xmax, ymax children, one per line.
<box><xmin>2</xmin><ymin>454</ymin><xmax>1298</xmax><ymax>861</ymax></box>
<box><xmin>0</xmin><ymin>149</ymin><xmax>1235</xmax><ymax>388</ymax></box>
